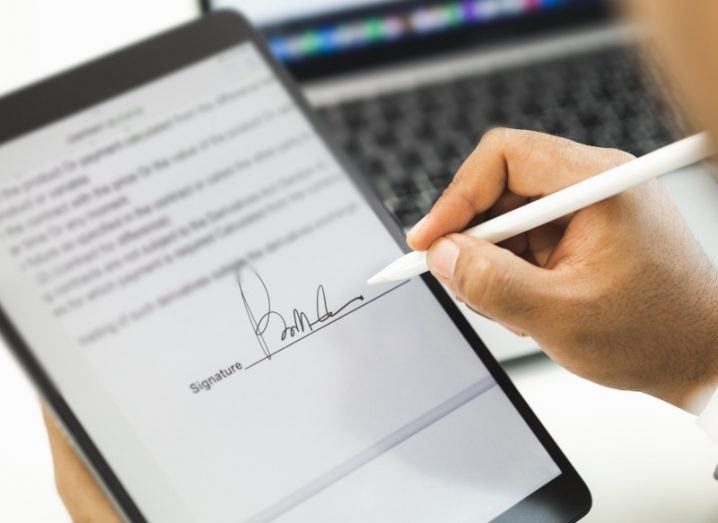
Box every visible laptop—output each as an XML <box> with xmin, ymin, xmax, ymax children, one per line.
<box><xmin>201</xmin><ymin>0</ymin><xmax>718</xmax><ymax>361</ymax></box>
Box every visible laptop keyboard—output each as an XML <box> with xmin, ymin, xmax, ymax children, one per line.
<box><xmin>315</xmin><ymin>46</ymin><xmax>681</xmax><ymax>229</ymax></box>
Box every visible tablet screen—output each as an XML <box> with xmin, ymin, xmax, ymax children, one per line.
<box><xmin>0</xmin><ymin>42</ymin><xmax>559</xmax><ymax>521</ymax></box>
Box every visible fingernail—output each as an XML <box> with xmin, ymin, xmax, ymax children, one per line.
<box><xmin>407</xmin><ymin>215</ymin><xmax>428</xmax><ymax>239</ymax></box>
<box><xmin>428</xmin><ymin>239</ymin><xmax>459</xmax><ymax>280</ymax></box>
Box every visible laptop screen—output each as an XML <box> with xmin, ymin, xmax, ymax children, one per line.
<box><xmin>205</xmin><ymin>0</ymin><xmax>607</xmax><ymax>68</ymax></box>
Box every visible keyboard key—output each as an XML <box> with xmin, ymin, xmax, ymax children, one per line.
<box><xmin>316</xmin><ymin>45</ymin><xmax>680</xmax><ymax>227</ymax></box>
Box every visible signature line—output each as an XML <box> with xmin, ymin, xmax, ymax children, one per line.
<box><xmin>244</xmin><ymin>280</ymin><xmax>409</xmax><ymax>370</ymax></box>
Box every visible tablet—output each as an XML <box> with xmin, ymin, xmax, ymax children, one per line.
<box><xmin>0</xmin><ymin>12</ymin><xmax>590</xmax><ymax>522</ymax></box>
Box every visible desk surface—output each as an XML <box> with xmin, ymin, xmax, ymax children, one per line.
<box><xmin>1</xmin><ymin>1</ymin><xmax>718</xmax><ymax>521</ymax></box>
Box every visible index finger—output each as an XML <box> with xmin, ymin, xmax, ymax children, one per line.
<box><xmin>406</xmin><ymin>128</ymin><xmax>632</xmax><ymax>250</ymax></box>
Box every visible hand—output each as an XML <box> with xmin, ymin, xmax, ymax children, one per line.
<box><xmin>408</xmin><ymin>128</ymin><xmax>718</xmax><ymax>412</ymax></box>
<box><xmin>42</xmin><ymin>405</ymin><xmax>122</xmax><ymax>522</ymax></box>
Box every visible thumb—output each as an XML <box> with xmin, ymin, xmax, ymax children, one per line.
<box><xmin>427</xmin><ymin>233</ymin><xmax>554</xmax><ymax>333</ymax></box>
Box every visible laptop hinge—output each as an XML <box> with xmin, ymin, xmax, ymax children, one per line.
<box><xmin>304</xmin><ymin>23</ymin><xmax>635</xmax><ymax>106</ymax></box>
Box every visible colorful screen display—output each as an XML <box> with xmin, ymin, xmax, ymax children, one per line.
<box><xmin>209</xmin><ymin>0</ymin><xmax>599</xmax><ymax>62</ymax></box>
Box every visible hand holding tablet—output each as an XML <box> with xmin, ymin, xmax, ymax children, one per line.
<box><xmin>0</xmin><ymin>13</ymin><xmax>590</xmax><ymax>522</ymax></box>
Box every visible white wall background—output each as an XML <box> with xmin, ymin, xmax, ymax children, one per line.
<box><xmin>0</xmin><ymin>1</ymin><xmax>198</xmax><ymax>94</ymax></box>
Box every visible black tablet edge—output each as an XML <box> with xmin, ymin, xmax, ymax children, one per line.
<box><xmin>0</xmin><ymin>10</ymin><xmax>591</xmax><ymax>522</ymax></box>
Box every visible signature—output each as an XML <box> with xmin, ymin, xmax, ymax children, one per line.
<box><xmin>236</xmin><ymin>265</ymin><xmax>364</xmax><ymax>359</ymax></box>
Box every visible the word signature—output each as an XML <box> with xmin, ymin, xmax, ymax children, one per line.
<box><xmin>237</xmin><ymin>265</ymin><xmax>364</xmax><ymax>359</ymax></box>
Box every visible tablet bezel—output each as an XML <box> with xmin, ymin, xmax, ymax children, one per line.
<box><xmin>0</xmin><ymin>11</ymin><xmax>591</xmax><ymax>522</ymax></box>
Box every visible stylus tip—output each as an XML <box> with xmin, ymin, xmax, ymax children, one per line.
<box><xmin>366</xmin><ymin>272</ymin><xmax>387</xmax><ymax>285</ymax></box>
<box><xmin>367</xmin><ymin>250</ymin><xmax>429</xmax><ymax>285</ymax></box>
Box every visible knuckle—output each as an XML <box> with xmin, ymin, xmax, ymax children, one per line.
<box><xmin>475</xmin><ymin>261</ymin><xmax>513</xmax><ymax>314</ymax></box>
<box><xmin>480</xmin><ymin>127</ymin><xmax>546</xmax><ymax>165</ymax></box>
<box><xmin>590</xmin><ymin>146</ymin><xmax>635</xmax><ymax>171</ymax></box>
<box><xmin>480</xmin><ymin>127</ymin><xmax>511</xmax><ymax>147</ymax></box>
<box><xmin>456</xmin><ymin>249</ymin><xmax>542</xmax><ymax>321</ymax></box>
<box><xmin>440</xmin><ymin>179</ymin><xmax>477</xmax><ymax>214</ymax></box>
<box><xmin>514</xmin><ymin>130</ymin><xmax>543</xmax><ymax>163</ymax></box>
<box><xmin>606</xmin><ymin>147</ymin><xmax>636</xmax><ymax>164</ymax></box>
<box><xmin>455</xmin><ymin>252</ymin><xmax>503</xmax><ymax>313</ymax></box>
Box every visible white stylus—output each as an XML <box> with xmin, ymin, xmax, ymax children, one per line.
<box><xmin>367</xmin><ymin>132</ymin><xmax>713</xmax><ymax>285</ymax></box>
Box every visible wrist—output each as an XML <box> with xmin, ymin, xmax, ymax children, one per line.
<box><xmin>657</xmin><ymin>269</ymin><xmax>718</xmax><ymax>414</ymax></box>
